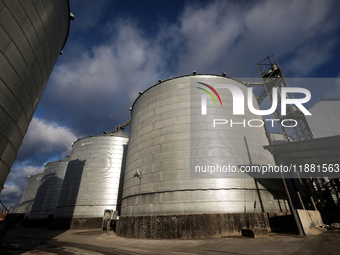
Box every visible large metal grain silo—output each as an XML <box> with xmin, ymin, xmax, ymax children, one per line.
<box><xmin>17</xmin><ymin>173</ymin><xmax>43</xmax><ymax>216</ymax></box>
<box><xmin>29</xmin><ymin>158</ymin><xmax>69</xmax><ymax>219</ymax></box>
<box><xmin>117</xmin><ymin>74</ymin><xmax>290</xmax><ymax>238</ymax></box>
<box><xmin>53</xmin><ymin>132</ymin><xmax>129</xmax><ymax>228</ymax></box>
<box><xmin>0</xmin><ymin>0</ymin><xmax>71</xmax><ymax>192</ymax></box>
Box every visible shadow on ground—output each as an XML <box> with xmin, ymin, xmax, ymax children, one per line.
<box><xmin>0</xmin><ymin>227</ymin><xmax>68</xmax><ymax>254</ymax></box>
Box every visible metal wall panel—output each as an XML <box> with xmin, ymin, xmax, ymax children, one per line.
<box><xmin>17</xmin><ymin>173</ymin><xmax>43</xmax><ymax>216</ymax></box>
<box><xmin>121</xmin><ymin>75</ymin><xmax>288</xmax><ymax>216</ymax></box>
<box><xmin>306</xmin><ymin>99</ymin><xmax>340</xmax><ymax>138</ymax></box>
<box><xmin>54</xmin><ymin>132</ymin><xmax>129</xmax><ymax>218</ymax></box>
<box><xmin>0</xmin><ymin>0</ymin><xmax>70</xmax><ymax>192</ymax></box>
<box><xmin>29</xmin><ymin>158</ymin><xmax>69</xmax><ymax>219</ymax></box>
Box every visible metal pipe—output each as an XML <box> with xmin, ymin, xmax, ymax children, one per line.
<box><xmin>280</xmin><ymin>172</ymin><xmax>304</xmax><ymax>235</ymax></box>
<box><xmin>296</xmin><ymin>172</ymin><xmax>317</xmax><ymax>210</ymax></box>
<box><xmin>310</xmin><ymin>196</ymin><xmax>317</xmax><ymax>211</ymax></box>
<box><xmin>297</xmin><ymin>191</ymin><xmax>305</xmax><ymax>210</ymax></box>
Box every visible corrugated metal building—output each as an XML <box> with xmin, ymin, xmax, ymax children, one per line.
<box><xmin>0</xmin><ymin>0</ymin><xmax>71</xmax><ymax>192</ymax></box>
<box><xmin>306</xmin><ymin>99</ymin><xmax>340</xmax><ymax>138</ymax></box>
<box><xmin>265</xmin><ymin>98</ymin><xmax>340</xmax><ymax>224</ymax></box>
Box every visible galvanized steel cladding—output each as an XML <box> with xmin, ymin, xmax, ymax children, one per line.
<box><xmin>0</xmin><ymin>0</ymin><xmax>71</xmax><ymax>191</ymax></box>
<box><xmin>17</xmin><ymin>173</ymin><xmax>43</xmax><ymax>216</ymax></box>
<box><xmin>121</xmin><ymin>75</ymin><xmax>288</xmax><ymax>216</ymax></box>
<box><xmin>306</xmin><ymin>99</ymin><xmax>340</xmax><ymax>138</ymax></box>
<box><xmin>29</xmin><ymin>158</ymin><xmax>69</xmax><ymax>219</ymax></box>
<box><xmin>55</xmin><ymin>132</ymin><xmax>129</xmax><ymax>218</ymax></box>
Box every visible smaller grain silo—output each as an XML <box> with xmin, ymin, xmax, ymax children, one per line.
<box><xmin>17</xmin><ymin>173</ymin><xmax>43</xmax><ymax>216</ymax></box>
<box><xmin>29</xmin><ymin>158</ymin><xmax>69</xmax><ymax>219</ymax></box>
<box><xmin>53</xmin><ymin>132</ymin><xmax>129</xmax><ymax>228</ymax></box>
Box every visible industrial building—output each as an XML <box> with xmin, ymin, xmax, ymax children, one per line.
<box><xmin>265</xmin><ymin>99</ymin><xmax>340</xmax><ymax>225</ymax></box>
<box><xmin>0</xmin><ymin>0</ymin><xmax>72</xmax><ymax>192</ymax></box>
<box><xmin>306</xmin><ymin>99</ymin><xmax>340</xmax><ymax>138</ymax></box>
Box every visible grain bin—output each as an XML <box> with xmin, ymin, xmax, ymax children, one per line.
<box><xmin>17</xmin><ymin>173</ymin><xmax>43</xmax><ymax>216</ymax></box>
<box><xmin>53</xmin><ymin>132</ymin><xmax>128</xmax><ymax>228</ymax></box>
<box><xmin>29</xmin><ymin>158</ymin><xmax>69</xmax><ymax>219</ymax></box>
<box><xmin>118</xmin><ymin>74</ymin><xmax>289</xmax><ymax>238</ymax></box>
<box><xmin>0</xmin><ymin>0</ymin><xmax>71</xmax><ymax>192</ymax></box>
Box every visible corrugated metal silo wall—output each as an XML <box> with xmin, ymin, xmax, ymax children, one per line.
<box><xmin>29</xmin><ymin>158</ymin><xmax>69</xmax><ymax>219</ymax></box>
<box><xmin>17</xmin><ymin>173</ymin><xmax>43</xmax><ymax>216</ymax></box>
<box><xmin>55</xmin><ymin>132</ymin><xmax>129</xmax><ymax>218</ymax></box>
<box><xmin>121</xmin><ymin>75</ymin><xmax>288</xmax><ymax>216</ymax></box>
<box><xmin>0</xmin><ymin>0</ymin><xmax>70</xmax><ymax>192</ymax></box>
<box><xmin>306</xmin><ymin>99</ymin><xmax>340</xmax><ymax>138</ymax></box>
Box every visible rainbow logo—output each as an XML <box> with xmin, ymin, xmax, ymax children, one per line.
<box><xmin>196</xmin><ymin>82</ymin><xmax>222</xmax><ymax>106</ymax></box>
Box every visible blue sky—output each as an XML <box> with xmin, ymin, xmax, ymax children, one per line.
<box><xmin>2</xmin><ymin>0</ymin><xmax>340</xmax><ymax>207</ymax></box>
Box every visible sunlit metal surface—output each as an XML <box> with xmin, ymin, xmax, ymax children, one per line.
<box><xmin>0</xmin><ymin>0</ymin><xmax>71</xmax><ymax>192</ymax></box>
<box><xmin>306</xmin><ymin>99</ymin><xmax>340</xmax><ymax>138</ymax></box>
<box><xmin>55</xmin><ymin>132</ymin><xmax>129</xmax><ymax>218</ymax></box>
<box><xmin>29</xmin><ymin>158</ymin><xmax>69</xmax><ymax>219</ymax></box>
<box><xmin>17</xmin><ymin>173</ymin><xmax>43</xmax><ymax>216</ymax></box>
<box><xmin>121</xmin><ymin>75</ymin><xmax>288</xmax><ymax>216</ymax></box>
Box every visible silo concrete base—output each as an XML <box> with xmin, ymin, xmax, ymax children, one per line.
<box><xmin>117</xmin><ymin>212</ymin><xmax>294</xmax><ymax>239</ymax></box>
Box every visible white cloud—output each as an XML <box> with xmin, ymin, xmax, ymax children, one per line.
<box><xmin>21</xmin><ymin>117</ymin><xmax>77</xmax><ymax>157</ymax></box>
<box><xmin>288</xmin><ymin>39</ymin><xmax>338</xmax><ymax>75</ymax></box>
<box><xmin>176</xmin><ymin>0</ymin><xmax>339</xmax><ymax>76</ymax></box>
<box><xmin>22</xmin><ymin>166</ymin><xmax>44</xmax><ymax>177</ymax></box>
<box><xmin>41</xmin><ymin>0</ymin><xmax>339</xmax><ymax>136</ymax></box>
<box><xmin>52</xmin><ymin>21</ymin><xmax>158</xmax><ymax>103</ymax></box>
<box><xmin>1</xmin><ymin>185</ymin><xmax>22</xmax><ymax>197</ymax></box>
<box><xmin>41</xmin><ymin>18</ymin><xmax>170</xmax><ymax>135</ymax></box>
<box><xmin>177</xmin><ymin>1</ymin><xmax>243</xmax><ymax>73</ymax></box>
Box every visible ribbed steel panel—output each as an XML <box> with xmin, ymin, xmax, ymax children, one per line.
<box><xmin>54</xmin><ymin>132</ymin><xmax>129</xmax><ymax>218</ymax></box>
<box><xmin>0</xmin><ymin>0</ymin><xmax>70</xmax><ymax>192</ymax></box>
<box><xmin>121</xmin><ymin>75</ymin><xmax>288</xmax><ymax>216</ymax></box>
<box><xmin>306</xmin><ymin>99</ymin><xmax>340</xmax><ymax>138</ymax></box>
<box><xmin>29</xmin><ymin>158</ymin><xmax>69</xmax><ymax>219</ymax></box>
<box><xmin>17</xmin><ymin>173</ymin><xmax>43</xmax><ymax>216</ymax></box>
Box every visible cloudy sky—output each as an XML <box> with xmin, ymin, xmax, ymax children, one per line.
<box><xmin>2</xmin><ymin>0</ymin><xmax>340</xmax><ymax>207</ymax></box>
